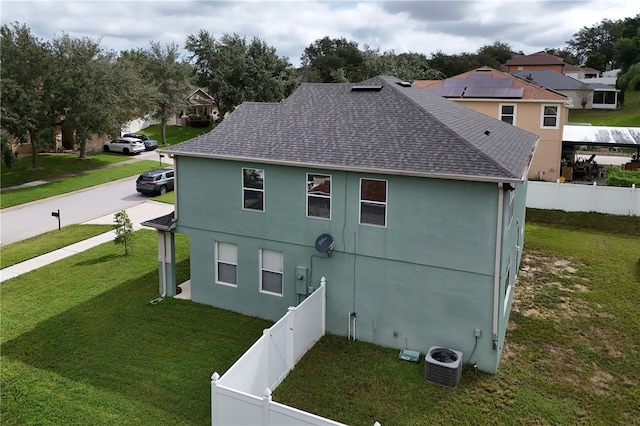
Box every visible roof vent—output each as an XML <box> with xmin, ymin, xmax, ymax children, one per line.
<box><xmin>396</xmin><ymin>81</ymin><xmax>412</xmax><ymax>87</ymax></box>
<box><xmin>424</xmin><ymin>346</ymin><xmax>463</xmax><ymax>388</ymax></box>
<box><xmin>351</xmin><ymin>85</ymin><xmax>383</xmax><ymax>92</ymax></box>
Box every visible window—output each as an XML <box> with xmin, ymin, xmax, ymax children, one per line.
<box><xmin>260</xmin><ymin>249</ymin><xmax>283</xmax><ymax>295</ymax></box>
<box><xmin>215</xmin><ymin>242</ymin><xmax>237</xmax><ymax>286</ymax></box>
<box><xmin>500</xmin><ymin>104</ymin><xmax>515</xmax><ymax>125</ymax></box>
<box><xmin>307</xmin><ymin>174</ymin><xmax>331</xmax><ymax>219</ymax></box>
<box><xmin>243</xmin><ymin>168</ymin><xmax>264</xmax><ymax>211</ymax></box>
<box><xmin>360</xmin><ymin>178</ymin><xmax>387</xmax><ymax>227</ymax></box>
<box><xmin>541</xmin><ymin>105</ymin><xmax>559</xmax><ymax>128</ymax></box>
<box><xmin>593</xmin><ymin>91</ymin><xmax>616</xmax><ymax>105</ymax></box>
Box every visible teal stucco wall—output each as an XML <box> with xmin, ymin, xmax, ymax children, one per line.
<box><xmin>175</xmin><ymin>156</ymin><xmax>523</xmax><ymax>373</ymax></box>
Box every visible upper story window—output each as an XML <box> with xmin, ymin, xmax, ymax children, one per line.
<box><xmin>215</xmin><ymin>242</ymin><xmax>237</xmax><ymax>286</ymax></box>
<box><xmin>360</xmin><ymin>178</ymin><xmax>387</xmax><ymax>227</ymax></box>
<box><xmin>541</xmin><ymin>105</ymin><xmax>559</xmax><ymax>128</ymax></box>
<box><xmin>307</xmin><ymin>174</ymin><xmax>331</xmax><ymax>219</ymax></box>
<box><xmin>500</xmin><ymin>104</ymin><xmax>515</xmax><ymax>125</ymax></box>
<box><xmin>243</xmin><ymin>168</ymin><xmax>264</xmax><ymax>211</ymax></box>
<box><xmin>260</xmin><ymin>249</ymin><xmax>283</xmax><ymax>296</ymax></box>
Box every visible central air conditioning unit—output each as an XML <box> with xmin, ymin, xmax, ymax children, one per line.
<box><xmin>424</xmin><ymin>346</ymin><xmax>463</xmax><ymax>388</ymax></box>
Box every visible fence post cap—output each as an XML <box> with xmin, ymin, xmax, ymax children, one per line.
<box><xmin>264</xmin><ymin>388</ymin><xmax>272</xmax><ymax>398</ymax></box>
<box><xmin>211</xmin><ymin>372</ymin><xmax>220</xmax><ymax>382</ymax></box>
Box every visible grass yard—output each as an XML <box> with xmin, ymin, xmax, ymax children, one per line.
<box><xmin>0</xmin><ymin>230</ymin><xmax>272</xmax><ymax>425</ymax></box>
<box><xmin>1</xmin><ymin>152</ymin><xmax>136</xmax><ymax>188</ymax></box>
<box><xmin>569</xmin><ymin>89</ymin><xmax>640</xmax><ymax>126</ymax></box>
<box><xmin>274</xmin><ymin>218</ymin><xmax>640</xmax><ymax>425</ymax></box>
<box><xmin>137</xmin><ymin>124</ymin><xmax>215</xmax><ymax>146</ymax></box>
<box><xmin>0</xmin><ymin>160</ymin><xmax>160</xmax><ymax>209</ymax></box>
<box><xmin>0</xmin><ymin>224</ymin><xmax>113</xmax><ymax>269</ymax></box>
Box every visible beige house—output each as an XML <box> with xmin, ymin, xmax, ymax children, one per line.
<box><xmin>415</xmin><ymin>66</ymin><xmax>570</xmax><ymax>181</ymax></box>
<box><xmin>177</xmin><ymin>88</ymin><xmax>219</xmax><ymax>126</ymax></box>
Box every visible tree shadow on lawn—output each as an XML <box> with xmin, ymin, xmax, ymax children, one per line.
<box><xmin>2</xmin><ymin>273</ymin><xmax>271</xmax><ymax>424</ymax></box>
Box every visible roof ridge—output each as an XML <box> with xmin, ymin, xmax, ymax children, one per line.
<box><xmin>380</xmin><ymin>76</ymin><xmax>519</xmax><ymax>178</ymax></box>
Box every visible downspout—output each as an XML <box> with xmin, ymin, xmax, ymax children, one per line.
<box><xmin>492</xmin><ymin>183</ymin><xmax>504</xmax><ymax>350</ymax></box>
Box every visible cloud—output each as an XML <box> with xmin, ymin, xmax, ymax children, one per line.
<box><xmin>1</xmin><ymin>0</ymin><xmax>638</xmax><ymax>67</ymax></box>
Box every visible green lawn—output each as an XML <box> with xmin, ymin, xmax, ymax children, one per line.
<box><xmin>274</xmin><ymin>217</ymin><xmax>640</xmax><ymax>425</ymax></box>
<box><xmin>137</xmin><ymin>124</ymin><xmax>215</xmax><ymax>146</ymax></box>
<box><xmin>569</xmin><ymin>89</ymin><xmax>640</xmax><ymax>126</ymax></box>
<box><xmin>1</xmin><ymin>152</ymin><xmax>134</xmax><ymax>188</ymax></box>
<box><xmin>0</xmin><ymin>224</ymin><xmax>113</xmax><ymax>269</ymax></box>
<box><xmin>0</xmin><ymin>230</ymin><xmax>272</xmax><ymax>425</ymax></box>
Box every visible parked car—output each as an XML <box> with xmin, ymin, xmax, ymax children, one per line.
<box><xmin>103</xmin><ymin>137</ymin><xmax>145</xmax><ymax>155</ymax></box>
<box><xmin>123</xmin><ymin>133</ymin><xmax>158</xmax><ymax>151</ymax></box>
<box><xmin>136</xmin><ymin>168</ymin><xmax>175</xmax><ymax>195</ymax></box>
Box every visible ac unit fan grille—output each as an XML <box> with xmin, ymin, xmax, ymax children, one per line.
<box><xmin>424</xmin><ymin>346</ymin><xmax>463</xmax><ymax>388</ymax></box>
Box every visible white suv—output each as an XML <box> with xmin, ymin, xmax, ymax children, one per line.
<box><xmin>103</xmin><ymin>137</ymin><xmax>145</xmax><ymax>155</ymax></box>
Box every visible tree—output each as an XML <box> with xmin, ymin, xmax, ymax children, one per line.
<box><xmin>300</xmin><ymin>36</ymin><xmax>366</xmax><ymax>82</ymax></box>
<box><xmin>476</xmin><ymin>41</ymin><xmax>515</xmax><ymax>68</ymax></box>
<box><xmin>145</xmin><ymin>42</ymin><xmax>194</xmax><ymax>145</ymax></box>
<box><xmin>613</xmin><ymin>37</ymin><xmax>640</xmax><ymax>72</ymax></box>
<box><xmin>52</xmin><ymin>34</ymin><xmax>135</xmax><ymax>159</ymax></box>
<box><xmin>186</xmin><ymin>32</ymin><xmax>297</xmax><ymax>117</ymax></box>
<box><xmin>616</xmin><ymin>62</ymin><xmax>640</xmax><ymax>105</ymax></box>
<box><xmin>576</xmin><ymin>83</ymin><xmax>593</xmax><ymax>109</ymax></box>
<box><xmin>585</xmin><ymin>52</ymin><xmax>606</xmax><ymax>72</ymax></box>
<box><xmin>567</xmin><ymin>18</ymin><xmax>617</xmax><ymax>66</ymax></box>
<box><xmin>1</xmin><ymin>132</ymin><xmax>16</xmax><ymax>168</ymax></box>
<box><xmin>113</xmin><ymin>210</ymin><xmax>134</xmax><ymax>255</ymax></box>
<box><xmin>362</xmin><ymin>48</ymin><xmax>443</xmax><ymax>81</ymax></box>
<box><xmin>0</xmin><ymin>22</ymin><xmax>56</xmax><ymax>169</ymax></box>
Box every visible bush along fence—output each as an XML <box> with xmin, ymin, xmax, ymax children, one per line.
<box><xmin>210</xmin><ymin>277</ymin><xmax>349</xmax><ymax>426</ymax></box>
<box><xmin>527</xmin><ymin>180</ymin><xmax>639</xmax><ymax>216</ymax></box>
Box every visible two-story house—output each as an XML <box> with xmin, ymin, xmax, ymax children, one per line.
<box><xmin>154</xmin><ymin>76</ymin><xmax>539</xmax><ymax>373</ymax></box>
<box><xmin>415</xmin><ymin>66</ymin><xmax>570</xmax><ymax>181</ymax></box>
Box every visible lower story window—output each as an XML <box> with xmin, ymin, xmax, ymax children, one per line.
<box><xmin>260</xmin><ymin>249</ymin><xmax>283</xmax><ymax>295</ymax></box>
<box><xmin>215</xmin><ymin>242</ymin><xmax>237</xmax><ymax>286</ymax></box>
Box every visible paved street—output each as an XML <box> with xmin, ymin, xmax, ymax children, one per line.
<box><xmin>0</xmin><ymin>150</ymin><xmax>173</xmax><ymax>245</ymax></box>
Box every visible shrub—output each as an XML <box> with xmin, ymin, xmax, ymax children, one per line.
<box><xmin>605</xmin><ymin>166</ymin><xmax>640</xmax><ymax>187</ymax></box>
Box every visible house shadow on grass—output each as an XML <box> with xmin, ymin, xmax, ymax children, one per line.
<box><xmin>2</xmin><ymin>272</ymin><xmax>271</xmax><ymax>424</ymax></box>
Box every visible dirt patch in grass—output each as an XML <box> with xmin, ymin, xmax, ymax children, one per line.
<box><xmin>507</xmin><ymin>251</ymin><xmax>638</xmax><ymax>395</ymax></box>
<box><xmin>514</xmin><ymin>252</ymin><xmax>591</xmax><ymax>320</ymax></box>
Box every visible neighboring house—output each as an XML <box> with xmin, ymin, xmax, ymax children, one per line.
<box><xmin>504</xmin><ymin>51</ymin><xmax>567</xmax><ymax>73</ymax></box>
<box><xmin>512</xmin><ymin>69</ymin><xmax>619</xmax><ymax>110</ymax></box>
<box><xmin>153</xmin><ymin>75</ymin><xmax>540</xmax><ymax>374</ymax></box>
<box><xmin>176</xmin><ymin>88</ymin><xmax>219</xmax><ymax>126</ymax></box>
<box><xmin>415</xmin><ymin>66</ymin><xmax>570</xmax><ymax>181</ymax></box>
<box><xmin>505</xmin><ymin>51</ymin><xmax>599</xmax><ymax>78</ymax></box>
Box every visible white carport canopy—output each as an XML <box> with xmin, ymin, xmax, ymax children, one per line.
<box><xmin>563</xmin><ymin>125</ymin><xmax>640</xmax><ymax>148</ymax></box>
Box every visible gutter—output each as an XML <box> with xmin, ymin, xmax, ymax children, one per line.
<box><xmin>492</xmin><ymin>182</ymin><xmax>504</xmax><ymax>350</ymax></box>
<box><xmin>157</xmin><ymin>150</ymin><xmax>526</xmax><ymax>185</ymax></box>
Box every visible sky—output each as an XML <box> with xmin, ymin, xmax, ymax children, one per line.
<box><xmin>1</xmin><ymin>1</ymin><xmax>639</xmax><ymax>67</ymax></box>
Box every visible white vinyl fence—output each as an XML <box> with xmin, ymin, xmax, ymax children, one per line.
<box><xmin>527</xmin><ymin>181</ymin><xmax>639</xmax><ymax>216</ymax></box>
<box><xmin>211</xmin><ymin>277</ymin><xmax>345</xmax><ymax>426</ymax></box>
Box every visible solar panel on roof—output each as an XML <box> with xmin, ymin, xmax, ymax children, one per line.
<box><xmin>442</xmin><ymin>79</ymin><xmax>468</xmax><ymax>88</ymax></box>
<box><xmin>462</xmin><ymin>87</ymin><xmax>494</xmax><ymax>97</ymax></box>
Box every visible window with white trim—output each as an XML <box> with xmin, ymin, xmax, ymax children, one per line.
<box><xmin>243</xmin><ymin>168</ymin><xmax>264</xmax><ymax>211</ymax></box>
<box><xmin>500</xmin><ymin>104</ymin><xmax>516</xmax><ymax>125</ymax></box>
<box><xmin>360</xmin><ymin>178</ymin><xmax>387</xmax><ymax>227</ymax></box>
<box><xmin>215</xmin><ymin>242</ymin><xmax>237</xmax><ymax>286</ymax></box>
<box><xmin>307</xmin><ymin>174</ymin><xmax>331</xmax><ymax>219</ymax></box>
<box><xmin>260</xmin><ymin>249</ymin><xmax>283</xmax><ymax>296</ymax></box>
<box><xmin>541</xmin><ymin>105</ymin><xmax>559</xmax><ymax>128</ymax></box>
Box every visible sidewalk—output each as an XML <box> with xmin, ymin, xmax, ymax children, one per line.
<box><xmin>0</xmin><ymin>200</ymin><xmax>174</xmax><ymax>283</ymax></box>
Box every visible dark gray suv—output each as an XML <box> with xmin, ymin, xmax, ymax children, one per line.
<box><xmin>136</xmin><ymin>168</ymin><xmax>175</xmax><ymax>195</ymax></box>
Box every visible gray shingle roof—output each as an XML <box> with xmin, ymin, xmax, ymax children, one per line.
<box><xmin>163</xmin><ymin>76</ymin><xmax>539</xmax><ymax>182</ymax></box>
<box><xmin>512</xmin><ymin>70</ymin><xmax>590</xmax><ymax>90</ymax></box>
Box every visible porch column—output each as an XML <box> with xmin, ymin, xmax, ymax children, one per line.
<box><xmin>157</xmin><ymin>230</ymin><xmax>177</xmax><ymax>297</ymax></box>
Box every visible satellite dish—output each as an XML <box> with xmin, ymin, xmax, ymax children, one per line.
<box><xmin>315</xmin><ymin>234</ymin><xmax>335</xmax><ymax>256</ymax></box>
